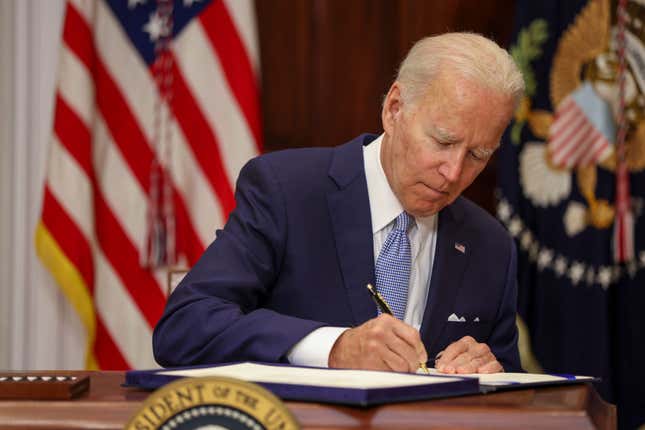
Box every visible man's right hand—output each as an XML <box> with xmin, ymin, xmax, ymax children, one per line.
<box><xmin>327</xmin><ymin>314</ymin><xmax>427</xmax><ymax>373</ymax></box>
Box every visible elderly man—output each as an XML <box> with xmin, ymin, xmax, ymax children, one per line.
<box><xmin>153</xmin><ymin>32</ymin><xmax>525</xmax><ymax>374</ymax></box>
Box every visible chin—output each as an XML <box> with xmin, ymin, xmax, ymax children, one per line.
<box><xmin>402</xmin><ymin>194</ymin><xmax>448</xmax><ymax>218</ymax></box>
<box><xmin>408</xmin><ymin>204</ymin><xmax>442</xmax><ymax>218</ymax></box>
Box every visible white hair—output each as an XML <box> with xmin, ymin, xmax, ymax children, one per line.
<box><xmin>395</xmin><ymin>32</ymin><xmax>525</xmax><ymax>108</ymax></box>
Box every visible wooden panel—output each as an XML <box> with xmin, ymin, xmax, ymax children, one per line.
<box><xmin>257</xmin><ymin>0</ymin><xmax>400</xmax><ymax>151</ymax></box>
<box><xmin>255</xmin><ymin>0</ymin><xmax>312</xmax><ymax>150</ymax></box>
<box><xmin>306</xmin><ymin>0</ymin><xmax>400</xmax><ymax>149</ymax></box>
<box><xmin>396</xmin><ymin>0</ymin><xmax>516</xmax><ymax>48</ymax></box>
<box><xmin>256</xmin><ymin>0</ymin><xmax>517</xmax><ymax>212</ymax></box>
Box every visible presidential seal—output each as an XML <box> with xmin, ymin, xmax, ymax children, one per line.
<box><xmin>126</xmin><ymin>377</ymin><xmax>300</xmax><ymax>430</ymax></box>
<box><xmin>501</xmin><ymin>0</ymin><xmax>645</xmax><ymax>288</ymax></box>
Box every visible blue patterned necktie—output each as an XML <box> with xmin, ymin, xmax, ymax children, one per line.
<box><xmin>375</xmin><ymin>212</ymin><xmax>412</xmax><ymax>320</ymax></box>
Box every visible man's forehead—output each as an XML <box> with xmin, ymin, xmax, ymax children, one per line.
<box><xmin>424</xmin><ymin>70</ymin><xmax>510</xmax><ymax>105</ymax></box>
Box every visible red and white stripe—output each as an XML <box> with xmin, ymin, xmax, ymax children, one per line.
<box><xmin>547</xmin><ymin>97</ymin><xmax>612</xmax><ymax>169</ymax></box>
<box><xmin>613</xmin><ymin>0</ymin><xmax>634</xmax><ymax>262</ymax></box>
<box><xmin>37</xmin><ymin>0</ymin><xmax>261</xmax><ymax>369</ymax></box>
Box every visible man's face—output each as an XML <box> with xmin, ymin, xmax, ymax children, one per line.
<box><xmin>380</xmin><ymin>72</ymin><xmax>514</xmax><ymax>218</ymax></box>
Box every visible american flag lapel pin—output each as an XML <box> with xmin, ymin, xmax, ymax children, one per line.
<box><xmin>454</xmin><ymin>242</ymin><xmax>466</xmax><ymax>254</ymax></box>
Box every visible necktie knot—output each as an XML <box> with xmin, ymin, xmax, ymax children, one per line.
<box><xmin>394</xmin><ymin>212</ymin><xmax>411</xmax><ymax>233</ymax></box>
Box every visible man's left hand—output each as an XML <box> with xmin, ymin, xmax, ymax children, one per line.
<box><xmin>434</xmin><ymin>336</ymin><xmax>502</xmax><ymax>374</ymax></box>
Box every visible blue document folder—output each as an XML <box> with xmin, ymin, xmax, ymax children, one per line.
<box><xmin>125</xmin><ymin>362</ymin><xmax>479</xmax><ymax>406</ymax></box>
<box><xmin>125</xmin><ymin>362</ymin><xmax>597</xmax><ymax>406</ymax></box>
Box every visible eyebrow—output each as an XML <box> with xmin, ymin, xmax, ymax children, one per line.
<box><xmin>432</xmin><ymin>126</ymin><xmax>461</xmax><ymax>144</ymax></box>
<box><xmin>431</xmin><ymin>125</ymin><xmax>499</xmax><ymax>158</ymax></box>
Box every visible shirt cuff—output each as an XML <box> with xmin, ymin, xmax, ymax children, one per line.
<box><xmin>286</xmin><ymin>326</ymin><xmax>349</xmax><ymax>368</ymax></box>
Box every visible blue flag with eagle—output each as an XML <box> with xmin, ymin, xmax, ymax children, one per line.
<box><xmin>498</xmin><ymin>0</ymin><xmax>645</xmax><ymax>427</ymax></box>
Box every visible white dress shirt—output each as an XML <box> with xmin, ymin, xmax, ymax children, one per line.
<box><xmin>287</xmin><ymin>135</ymin><xmax>438</xmax><ymax>367</ymax></box>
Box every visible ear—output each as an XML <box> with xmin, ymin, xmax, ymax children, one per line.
<box><xmin>381</xmin><ymin>82</ymin><xmax>404</xmax><ymax>135</ymax></box>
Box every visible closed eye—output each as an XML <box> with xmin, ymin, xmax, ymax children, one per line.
<box><xmin>469</xmin><ymin>150</ymin><xmax>486</xmax><ymax>161</ymax></box>
<box><xmin>469</xmin><ymin>147</ymin><xmax>494</xmax><ymax>161</ymax></box>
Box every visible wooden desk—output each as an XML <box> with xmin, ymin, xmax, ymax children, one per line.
<box><xmin>0</xmin><ymin>371</ymin><xmax>615</xmax><ymax>429</ymax></box>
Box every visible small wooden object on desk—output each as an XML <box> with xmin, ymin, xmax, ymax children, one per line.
<box><xmin>0</xmin><ymin>374</ymin><xmax>90</xmax><ymax>400</ymax></box>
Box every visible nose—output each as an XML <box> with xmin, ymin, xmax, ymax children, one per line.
<box><xmin>438</xmin><ymin>148</ymin><xmax>465</xmax><ymax>183</ymax></box>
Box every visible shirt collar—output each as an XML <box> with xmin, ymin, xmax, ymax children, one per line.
<box><xmin>363</xmin><ymin>134</ymin><xmax>437</xmax><ymax>234</ymax></box>
<box><xmin>363</xmin><ymin>134</ymin><xmax>405</xmax><ymax>233</ymax></box>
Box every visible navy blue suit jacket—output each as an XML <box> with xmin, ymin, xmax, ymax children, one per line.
<box><xmin>153</xmin><ymin>134</ymin><xmax>521</xmax><ymax>371</ymax></box>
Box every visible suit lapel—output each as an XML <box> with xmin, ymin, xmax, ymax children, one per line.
<box><xmin>420</xmin><ymin>201</ymin><xmax>469</xmax><ymax>352</ymax></box>
<box><xmin>327</xmin><ymin>135</ymin><xmax>377</xmax><ymax>326</ymax></box>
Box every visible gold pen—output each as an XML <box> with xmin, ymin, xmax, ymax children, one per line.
<box><xmin>366</xmin><ymin>284</ymin><xmax>429</xmax><ymax>374</ymax></box>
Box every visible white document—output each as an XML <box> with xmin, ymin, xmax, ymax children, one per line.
<box><xmin>160</xmin><ymin>362</ymin><xmax>465</xmax><ymax>389</ymax></box>
<box><xmin>421</xmin><ymin>368</ymin><xmax>594</xmax><ymax>386</ymax></box>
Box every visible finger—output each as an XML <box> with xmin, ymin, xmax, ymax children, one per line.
<box><xmin>468</xmin><ymin>342</ymin><xmax>492</xmax><ymax>360</ymax></box>
<box><xmin>380</xmin><ymin>345</ymin><xmax>415</xmax><ymax>373</ymax></box>
<box><xmin>361</xmin><ymin>331</ymin><xmax>411</xmax><ymax>372</ymax></box>
<box><xmin>437</xmin><ymin>337</ymin><xmax>484</xmax><ymax>373</ymax></box>
<box><xmin>449</xmin><ymin>344</ymin><xmax>492</xmax><ymax>373</ymax></box>
<box><xmin>384</xmin><ymin>331</ymin><xmax>423</xmax><ymax>372</ymax></box>
<box><xmin>477</xmin><ymin>359</ymin><xmax>503</xmax><ymax>373</ymax></box>
<box><xmin>363</xmin><ymin>318</ymin><xmax>419</xmax><ymax>372</ymax></box>
<box><xmin>444</xmin><ymin>342</ymin><xmax>497</xmax><ymax>374</ymax></box>
<box><xmin>441</xmin><ymin>350</ymin><xmax>494</xmax><ymax>374</ymax></box>
<box><xmin>438</xmin><ymin>351</ymin><xmax>473</xmax><ymax>374</ymax></box>
<box><xmin>373</xmin><ymin>316</ymin><xmax>424</xmax><ymax>372</ymax></box>
<box><xmin>360</xmin><ymin>332</ymin><xmax>399</xmax><ymax>371</ymax></box>
<box><xmin>362</xmin><ymin>353</ymin><xmax>395</xmax><ymax>372</ymax></box>
<box><xmin>439</xmin><ymin>341</ymin><xmax>499</xmax><ymax>373</ymax></box>
<box><xmin>389</xmin><ymin>319</ymin><xmax>427</xmax><ymax>363</ymax></box>
<box><xmin>436</xmin><ymin>336</ymin><xmax>476</xmax><ymax>368</ymax></box>
<box><xmin>463</xmin><ymin>345</ymin><xmax>497</xmax><ymax>369</ymax></box>
<box><xmin>456</xmin><ymin>355</ymin><xmax>485</xmax><ymax>374</ymax></box>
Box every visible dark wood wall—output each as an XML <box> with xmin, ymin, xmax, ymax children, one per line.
<box><xmin>255</xmin><ymin>0</ymin><xmax>516</xmax><ymax>213</ymax></box>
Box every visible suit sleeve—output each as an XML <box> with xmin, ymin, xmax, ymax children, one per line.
<box><xmin>488</xmin><ymin>234</ymin><xmax>522</xmax><ymax>372</ymax></box>
<box><xmin>153</xmin><ymin>157</ymin><xmax>327</xmax><ymax>367</ymax></box>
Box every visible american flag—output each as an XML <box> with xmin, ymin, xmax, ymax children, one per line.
<box><xmin>35</xmin><ymin>0</ymin><xmax>261</xmax><ymax>369</ymax></box>
<box><xmin>547</xmin><ymin>82</ymin><xmax>614</xmax><ymax>169</ymax></box>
